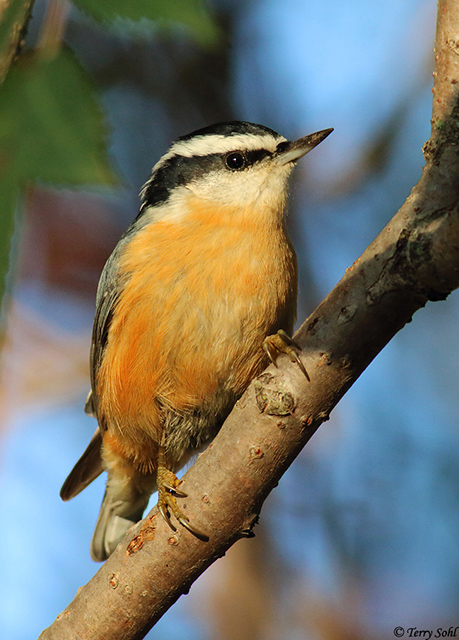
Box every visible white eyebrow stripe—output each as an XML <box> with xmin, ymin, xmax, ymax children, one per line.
<box><xmin>153</xmin><ymin>132</ymin><xmax>286</xmax><ymax>171</ymax></box>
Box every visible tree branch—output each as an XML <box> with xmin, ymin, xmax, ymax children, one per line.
<box><xmin>0</xmin><ymin>0</ymin><xmax>34</xmax><ymax>83</ymax></box>
<box><xmin>39</xmin><ymin>1</ymin><xmax>459</xmax><ymax>638</ymax></box>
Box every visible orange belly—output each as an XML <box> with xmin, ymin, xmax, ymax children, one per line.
<box><xmin>96</xmin><ymin>196</ymin><xmax>297</xmax><ymax>470</ymax></box>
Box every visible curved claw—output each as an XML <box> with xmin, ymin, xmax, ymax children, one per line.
<box><xmin>157</xmin><ymin>446</ymin><xmax>209</xmax><ymax>540</ymax></box>
<box><xmin>287</xmin><ymin>346</ymin><xmax>310</xmax><ymax>381</ymax></box>
<box><xmin>263</xmin><ymin>330</ymin><xmax>310</xmax><ymax>381</ymax></box>
<box><xmin>158</xmin><ymin>501</ymin><xmax>177</xmax><ymax>532</ymax></box>
<box><xmin>263</xmin><ymin>340</ymin><xmax>278</xmax><ymax>367</ymax></box>
<box><xmin>158</xmin><ymin>490</ymin><xmax>209</xmax><ymax>540</ymax></box>
<box><xmin>162</xmin><ymin>482</ymin><xmax>188</xmax><ymax>498</ymax></box>
<box><xmin>177</xmin><ymin>513</ymin><xmax>209</xmax><ymax>542</ymax></box>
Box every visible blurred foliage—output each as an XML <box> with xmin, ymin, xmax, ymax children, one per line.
<box><xmin>0</xmin><ymin>49</ymin><xmax>115</xmax><ymax>185</ymax></box>
<box><xmin>0</xmin><ymin>47</ymin><xmax>116</xmax><ymax>306</ymax></box>
<box><xmin>0</xmin><ymin>0</ymin><xmax>218</xmax><ymax>310</ymax></box>
<box><xmin>73</xmin><ymin>0</ymin><xmax>219</xmax><ymax>46</ymax></box>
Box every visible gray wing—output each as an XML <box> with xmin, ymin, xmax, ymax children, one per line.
<box><xmin>60</xmin><ymin>428</ymin><xmax>104</xmax><ymax>500</ymax></box>
<box><xmin>87</xmin><ymin>214</ymin><xmax>155</xmax><ymax>415</ymax></box>
<box><xmin>60</xmin><ymin>241</ymin><xmax>127</xmax><ymax>501</ymax></box>
<box><xmin>86</xmin><ymin>240</ymin><xmax>129</xmax><ymax>420</ymax></box>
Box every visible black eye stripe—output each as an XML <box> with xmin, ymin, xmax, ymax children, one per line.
<box><xmin>275</xmin><ymin>141</ymin><xmax>289</xmax><ymax>155</ymax></box>
<box><xmin>224</xmin><ymin>148</ymin><xmax>272</xmax><ymax>171</ymax></box>
<box><xmin>246</xmin><ymin>148</ymin><xmax>271</xmax><ymax>164</ymax></box>
<box><xmin>141</xmin><ymin>147</ymin><xmax>275</xmax><ymax>211</ymax></box>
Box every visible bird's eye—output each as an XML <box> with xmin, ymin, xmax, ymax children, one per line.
<box><xmin>225</xmin><ymin>152</ymin><xmax>245</xmax><ymax>170</ymax></box>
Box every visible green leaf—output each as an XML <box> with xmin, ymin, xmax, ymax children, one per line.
<box><xmin>0</xmin><ymin>48</ymin><xmax>116</xmax><ymax>185</ymax></box>
<box><xmin>73</xmin><ymin>0</ymin><xmax>219</xmax><ymax>46</ymax></box>
<box><xmin>0</xmin><ymin>47</ymin><xmax>117</xmax><ymax>308</ymax></box>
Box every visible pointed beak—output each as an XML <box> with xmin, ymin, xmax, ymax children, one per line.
<box><xmin>276</xmin><ymin>127</ymin><xmax>333</xmax><ymax>165</ymax></box>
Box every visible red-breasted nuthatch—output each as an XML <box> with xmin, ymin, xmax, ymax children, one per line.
<box><xmin>60</xmin><ymin>121</ymin><xmax>333</xmax><ymax>561</ymax></box>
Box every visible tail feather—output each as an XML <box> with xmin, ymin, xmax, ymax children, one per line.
<box><xmin>90</xmin><ymin>476</ymin><xmax>153</xmax><ymax>562</ymax></box>
<box><xmin>60</xmin><ymin>428</ymin><xmax>104</xmax><ymax>501</ymax></box>
<box><xmin>61</xmin><ymin>423</ymin><xmax>155</xmax><ymax>561</ymax></box>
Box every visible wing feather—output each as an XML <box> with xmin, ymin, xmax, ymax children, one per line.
<box><xmin>61</xmin><ymin>238</ymin><xmax>128</xmax><ymax>499</ymax></box>
<box><xmin>60</xmin><ymin>429</ymin><xmax>104</xmax><ymax>500</ymax></box>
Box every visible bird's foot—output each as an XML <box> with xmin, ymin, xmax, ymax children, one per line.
<box><xmin>263</xmin><ymin>329</ymin><xmax>309</xmax><ymax>380</ymax></box>
<box><xmin>156</xmin><ymin>454</ymin><xmax>209</xmax><ymax>541</ymax></box>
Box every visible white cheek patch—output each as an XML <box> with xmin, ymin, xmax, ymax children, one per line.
<box><xmin>140</xmin><ymin>162</ymin><xmax>292</xmax><ymax>227</ymax></box>
<box><xmin>140</xmin><ymin>186</ymin><xmax>195</xmax><ymax>224</ymax></box>
<box><xmin>186</xmin><ymin>164</ymin><xmax>293</xmax><ymax>213</ymax></box>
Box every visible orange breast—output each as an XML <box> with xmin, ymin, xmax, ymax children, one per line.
<box><xmin>96</xmin><ymin>195</ymin><xmax>297</xmax><ymax>453</ymax></box>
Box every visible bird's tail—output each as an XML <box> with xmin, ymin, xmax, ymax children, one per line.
<box><xmin>60</xmin><ymin>428</ymin><xmax>105</xmax><ymax>501</ymax></box>
<box><xmin>60</xmin><ymin>423</ymin><xmax>155</xmax><ymax>561</ymax></box>
<box><xmin>90</xmin><ymin>473</ymin><xmax>154</xmax><ymax>562</ymax></box>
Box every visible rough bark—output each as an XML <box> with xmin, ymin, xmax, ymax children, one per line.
<box><xmin>0</xmin><ymin>0</ymin><xmax>34</xmax><ymax>82</ymax></box>
<box><xmin>39</xmin><ymin>1</ymin><xmax>459</xmax><ymax>638</ymax></box>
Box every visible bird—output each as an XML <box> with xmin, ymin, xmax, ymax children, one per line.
<box><xmin>60</xmin><ymin>121</ymin><xmax>333</xmax><ymax>561</ymax></box>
